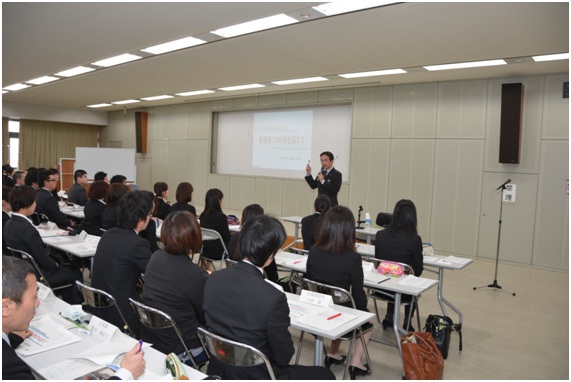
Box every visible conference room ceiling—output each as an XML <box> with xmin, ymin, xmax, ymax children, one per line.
<box><xmin>2</xmin><ymin>2</ymin><xmax>569</xmax><ymax>112</ymax></box>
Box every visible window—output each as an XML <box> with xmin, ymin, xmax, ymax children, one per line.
<box><xmin>8</xmin><ymin>120</ymin><xmax>19</xmax><ymax>169</ymax></box>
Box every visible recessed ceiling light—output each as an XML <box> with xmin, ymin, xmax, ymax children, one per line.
<box><xmin>313</xmin><ymin>1</ymin><xmax>396</xmax><ymax>16</ymax></box>
<box><xmin>219</xmin><ymin>84</ymin><xmax>265</xmax><ymax>91</ymax></box>
<box><xmin>339</xmin><ymin>69</ymin><xmax>406</xmax><ymax>78</ymax></box>
<box><xmin>56</xmin><ymin>66</ymin><xmax>95</xmax><ymax>77</ymax></box>
<box><xmin>141</xmin><ymin>95</ymin><xmax>174</xmax><ymax>101</ymax></box>
<box><xmin>142</xmin><ymin>36</ymin><xmax>207</xmax><ymax>55</ymax></box>
<box><xmin>532</xmin><ymin>53</ymin><xmax>569</xmax><ymax>62</ymax></box>
<box><xmin>27</xmin><ymin>76</ymin><xmax>60</xmax><ymax>85</ymax></box>
<box><xmin>3</xmin><ymin>83</ymin><xmax>30</xmax><ymax>91</ymax></box>
<box><xmin>211</xmin><ymin>14</ymin><xmax>298</xmax><ymax>38</ymax></box>
<box><xmin>424</xmin><ymin>59</ymin><xmax>506</xmax><ymax>71</ymax></box>
<box><xmin>92</xmin><ymin>53</ymin><xmax>142</xmax><ymax>67</ymax></box>
<box><xmin>272</xmin><ymin>77</ymin><xmax>328</xmax><ymax>85</ymax></box>
<box><xmin>175</xmin><ymin>90</ymin><xmax>215</xmax><ymax>96</ymax></box>
<box><xmin>86</xmin><ymin>103</ymin><xmax>112</xmax><ymax>108</ymax></box>
<box><xmin>111</xmin><ymin>99</ymin><xmax>140</xmax><ymax>105</ymax></box>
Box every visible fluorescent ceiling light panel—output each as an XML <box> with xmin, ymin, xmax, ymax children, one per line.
<box><xmin>92</xmin><ymin>53</ymin><xmax>142</xmax><ymax>67</ymax></box>
<box><xmin>3</xmin><ymin>83</ymin><xmax>30</xmax><ymax>91</ymax></box>
<box><xmin>56</xmin><ymin>66</ymin><xmax>95</xmax><ymax>77</ymax></box>
<box><xmin>313</xmin><ymin>1</ymin><xmax>396</xmax><ymax>16</ymax></box>
<box><xmin>142</xmin><ymin>36</ymin><xmax>207</xmax><ymax>55</ymax></box>
<box><xmin>175</xmin><ymin>90</ymin><xmax>215</xmax><ymax>96</ymax></box>
<box><xmin>86</xmin><ymin>103</ymin><xmax>112</xmax><ymax>108</ymax></box>
<box><xmin>211</xmin><ymin>14</ymin><xmax>298</xmax><ymax>38</ymax></box>
<box><xmin>424</xmin><ymin>59</ymin><xmax>506</xmax><ymax>71</ymax></box>
<box><xmin>2</xmin><ymin>90</ymin><xmax>8</xmax><ymax>94</ymax></box>
<box><xmin>532</xmin><ymin>53</ymin><xmax>569</xmax><ymax>62</ymax></box>
<box><xmin>339</xmin><ymin>68</ymin><xmax>406</xmax><ymax>78</ymax></box>
<box><xmin>141</xmin><ymin>95</ymin><xmax>174</xmax><ymax>101</ymax></box>
<box><xmin>111</xmin><ymin>99</ymin><xmax>140</xmax><ymax>105</ymax></box>
<box><xmin>272</xmin><ymin>77</ymin><xmax>328</xmax><ymax>85</ymax></box>
<box><xmin>219</xmin><ymin>84</ymin><xmax>265</xmax><ymax>91</ymax></box>
<box><xmin>27</xmin><ymin>76</ymin><xmax>60</xmax><ymax>85</ymax></box>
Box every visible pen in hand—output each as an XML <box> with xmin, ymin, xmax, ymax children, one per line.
<box><xmin>137</xmin><ymin>339</ymin><xmax>143</xmax><ymax>354</ymax></box>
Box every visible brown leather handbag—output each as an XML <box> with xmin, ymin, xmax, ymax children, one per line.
<box><xmin>401</xmin><ymin>332</ymin><xmax>444</xmax><ymax>379</ymax></box>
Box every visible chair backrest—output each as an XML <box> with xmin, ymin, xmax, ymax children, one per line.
<box><xmin>376</xmin><ymin>212</ymin><xmax>392</xmax><ymax>227</ymax></box>
<box><xmin>196</xmin><ymin>327</ymin><xmax>276</xmax><ymax>380</ymax></box>
<box><xmin>288</xmin><ymin>247</ymin><xmax>309</xmax><ymax>256</ymax></box>
<box><xmin>366</xmin><ymin>258</ymin><xmax>414</xmax><ymax>277</ymax></box>
<box><xmin>201</xmin><ymin>227</ymin><xmax>229</xmax><ymax>259</ymax></box>
<box><xmin>128</xmin><ymin>298</ymin><xmax>199</xmax><ymax>369</ymax></box>
<box><xmin>301</xmin><ymin>278</ymin><xmax>355</xmax><ymax>308</ymax></box>
<box><xmin>225</xmin><ymin>258</ymin><xmax>239</xmax><ymax>268</ymax></box>
<box><xmin>76</xmin><ymin>281</ymin><xmax>132</xmax><ymax>335</ymax></box>
<box><xmin>7</xmin><ymin>247</ymin><xmax>52</xmax><ymax>288</ymax></box>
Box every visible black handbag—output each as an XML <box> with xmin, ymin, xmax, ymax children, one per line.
<box><xmin>424</xmin><ymin>315</ymin><xmax>454</xmax><ymax>359</ymax></box>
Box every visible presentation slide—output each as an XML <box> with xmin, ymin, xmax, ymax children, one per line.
<box><xmin>215</xmin><ymin>104</ymin><xmax>351</xmax><ymax>179</ymax></box>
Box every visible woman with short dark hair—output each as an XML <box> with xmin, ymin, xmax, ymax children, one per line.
<box><xmin>142</xmin><ymin>211</ymin><xmax>208</xmax><ymax>365</ymax></box>
<box><xmin>101</xmin><ymin>183</ymin><xmax>128</xmax><ymax>229</ymax></box>
<box><xmin>374</xmin><ymin>199</ymin><xmax>423</xmax><ymax>331</ymax></box>
<box><xmin>82</xmin><ymin>180</ymin><xmax>109</xmax><ymax>235</ymax></box>
<box><xmin>307</xmin><ymin>206</ymin><xmax>372</xmax><ymax>379</ymax></box>
<box><xmin>170</xmin><ymin>182</ymin><xmax>196</xmax><ymax>216</ymax></box>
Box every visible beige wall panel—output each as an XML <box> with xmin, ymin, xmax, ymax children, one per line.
<box><xmin>352</xmin><ymin>87</ymin><xmax>393</xmax><ymax>138</ymax></box>
<box><xmin>150</xmin><ymin>139</ymin><xmax>169</xmax><ymax>187</ymax></box>
<box><xmin>348</xmin><ymin>139</ymin><xmax>391</xmax><ymax>222</ymax></box>
<box><xmin>165</xmin><ymin>140</ymin><xmax>188</xmax><ymax>189</ymax></box>
<box><xmin>392</xmin><ymin>83</ymin><xmax>438</xmax><ymax>138</ymax></box>
<box><xmin>188</xmin><ymin>103</ymin><xmax>211</xmax><ymax>140</ymax></box>
<box><xmin>431</xmin><ymin>140</ymin><xmax>485</xmax><ymax>257</ymax></box>
<box><xmin>233</xmin><ymin>97</ymin><xmax>259</xmax><ymax>109</ymax></box>
<box><xmin>541</xmin><ymin>74</ymin><xmax>569</xmax><ymax>139</ymax></box>
<box><xmin>135</xmin><ymin>156</ymin><xmax>153</xmax><ymax>192</ymax></box>
<box><xmin>282</xmin><ymin>180</ymin><xmax>316</xmax><ymax>217</ymax></box>
<box><xmin>318</xmin><ymin>89</ymin><xmax>354</xmax><ymax>102</ymax></box>
<box><xmin>228</xmin><ymin>176</ymin><xmax>256</xmax><ymax>211</ymax></box>
<box><xmin>104</xmin><ymin>110</ymin><xmax>138</xmax><ymax>148</ymax></box>
<box><xmin>259</xmin><ymin>94</ymin><xmax>288</xmax><ymax>107</ymax></box>
<box><xmin>210</xmin><ymin>99</ymin><xmax>234</xmax><ymax>110</ymax></box>
<box><xmin>286</xmin><ymin>91</ymin><xmax>319</xmax><ymax>105</ymax></box>
<box><xmin>483</xmin><ymin>77</ymin><xmax>544</xmax><ymax>174</ymax></box>
<box><xmin>254</xmin><ymin>179</ymin><xmax>285</xmax><ymax>217</ymax></box>
<box><xmin>185</xmin><ymin>140</ymin><xmax>209</xmax><ymax>206</ymax></box>
<box><xmin>388</xmin><ymin>139</ymin><xmax>435</xmax><ymax>239</ymax></box>
<box><xmin>206</xmin><ymin>175</ymin><xmax>231</xmax><ymax>196</ymax></box>
<box><xmin>532</xmin><ymin>140</ymin><xmax>569</xmax><ymax>269</ymax></box>
<box><xmin>437</xmin><ymin>80</ymin><xmax>488</xmax><ymax>138</ymax></box>
<box><xmin>478</xmin><ymin>173</ymin><xmax>538</xmax><ymax>264</ymax></box>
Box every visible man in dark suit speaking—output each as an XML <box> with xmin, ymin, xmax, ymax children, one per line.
<box><xmin>305</xmin><ymin>151</ymin><xmax>342</xmax><ymax>206</ymax></box>
<box><xmin>203</xmin><ymin>215</ymin><xmax>334</xmax><ymax>380</ymax></box>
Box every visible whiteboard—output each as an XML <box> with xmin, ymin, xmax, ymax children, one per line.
<box><xmin>75</xmin><ymin>147</ymin><xmax>136</xmax><ymax>182</ymax></box>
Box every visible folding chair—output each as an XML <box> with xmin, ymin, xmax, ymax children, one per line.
<box><xmin>129</xmin><ymin>298</ymin><xmax>207</xmax><ymax>370</ymax></box>
<box><xmin>199</xmin><ymin>228</ymin><xmax>228</xmax><ymax>271</ymax></box>
<box><xmin>197</xmin><ymin>327</ymin><xmax>276</xmax><ymax>380</ymax></box>
<box><xmin>75</xmin><ymin>280</ymin><xmax>133</xmax><ymax>336</ymax></box>
<box><xmin>296</xmin><ymin>278</ymin><xmax>374</xmax><ymax>380</ymax></box>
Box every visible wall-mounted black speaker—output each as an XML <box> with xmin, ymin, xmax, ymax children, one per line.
<box><xmin>135</xmin><ymin>112</ymin><xmax>148</xmax><ymax>154</ymax></box>
<box><xmin>499</xmin><ymin>83</ymin><xmax>524</xmax><ymax>164</ymax></box>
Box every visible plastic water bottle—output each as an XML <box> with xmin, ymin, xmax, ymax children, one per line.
<box><xmin>365</xmin><ymin>212</ymin><xmax>371</xmax><ymax>232</ymax></box>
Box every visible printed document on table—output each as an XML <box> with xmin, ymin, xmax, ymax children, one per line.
<box><xmin>42</xmin><ymin>236</ymin><xmax>73</xmax><ymax>244</ymax></box>
<box><xmin>276</xmin><ymin>256</ymin><xmax>307</xmax><ymax>268</ymax></box>
<box><xmin>58</xmin><ymin>242</ymin><xmax>98</xmax><ymax>254</ymax></box>
<box><xmin>288</xmin><ymin>300</ymin><xmax>322</xmax><ymax>321</ymax></box>
<box><xmin>396</xmin><ymin>275</ymin><xmax>434</xmax><ymax>289</ymax></box>
<box><xmin>435</xmin><ymin>255</ymin><xmax>471</xmax><ymax>265</ymax></box>
<box><xmin>296</xmin><ymin>307</ymin><xmax>357</xmax><ymax>331</ymax></box>
<box><xmin>71</xmin><ymin>332</ymin><xmax>147</xmax><ymax>365</ymax></box>
<box><xmin>16</xmin><ymin>314</ymin><xmax>81</xmax><ymax>356</ymax></box>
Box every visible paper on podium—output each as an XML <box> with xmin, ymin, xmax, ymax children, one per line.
<box><xmin>16</xmin><ymin>313</ymin><xmax>82</xmax><ymax>356</ymax></box>
<box><xmin>296</xmin><ymin>307</ymin><xmax>357</xmax><ymax>332</ymax></box>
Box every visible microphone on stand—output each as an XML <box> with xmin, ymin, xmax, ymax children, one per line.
<box><xmin>356</xmin><ymin>205</ymin><xmax>365</xmax><ymax>230</ymax></box>
<box><xmin>495</xmin><ymin>179</ymin><xmax>511</xmax><ymax>191</ymax></box>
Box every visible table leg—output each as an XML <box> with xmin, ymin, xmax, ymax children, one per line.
<box><xmin>314</xmin><ymin>336</ymin><xmax>324</xmax><ymax>366</ymax></box>
<box><xmin>436</xmin><ymin>269</ymin><xmax>463</xmax><ymax>324</ymax></box>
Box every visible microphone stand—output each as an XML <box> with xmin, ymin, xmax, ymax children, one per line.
<box><xmin>355</xmin><ymin>205</ymin><xmax>365</xmax><ymax>230</ymax></box>
<box><xmin>474</xmin><ymin>180</ymin><xmax>516</xmax><ymax>296</ymax></box>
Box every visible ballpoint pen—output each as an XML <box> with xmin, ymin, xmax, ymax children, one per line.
<box><xmin>137</xmin><ymin>339</ymin><xmax>143</xmax><ymax>353</ymax></box>
<box><xmin>327</xmin><ymin>313</ymin><xmax>342</xmax><ymax>320</ymax></box>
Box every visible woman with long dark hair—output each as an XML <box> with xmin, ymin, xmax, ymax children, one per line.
<box><xmin>374</xmin><ymin>199</ymin><xmax>423</xmax><ymax>331</ymax></box>
<box><xmin>307</xmin><ymin>206</ymin><xmax>372</xmax><ymax>379</ymax></box>
<box><xmin>153</xmin><ymin>182</ymin><xmax>171</xmax><ymax>220</ymax></box>
<box><xmin>199</xmin><ymin>188</ymin><xmax>231</xmax><ymax>269</ymax></box>
<box><xmin>301</xmin><ymin>194</ymin><xmax>331</xmax><ymax>250</ymax></box>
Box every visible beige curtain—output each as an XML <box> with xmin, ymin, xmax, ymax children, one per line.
<box><xmin>20</xmin><ymin>119</ymin><xmax>99</xmax><ymax>169</ymax></box>
<box><xmin>2</xmin><ymin>117</ymin><xmax>9</xmax><ymax>165</ymax></box>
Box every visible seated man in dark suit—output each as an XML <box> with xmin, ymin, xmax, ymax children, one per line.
<box><xmin>91</xmin><ymin>190</ymin><xmax>154</xmax><ymax>337</ymax></box>
<box><xmin>2</xmin><ymin>256</ymin><xmax>146</xmax><ymax>380</ymax></box>
<box><xmin>4</xmin><ymin>185</ymin><xmax>83</xmax><ymax>304</ymax></box>
<box><xmin>68</xmin><ymin>169</ymin><xmax>88</xmax><ymax>206</ymax></box>
<box><xmin>34</xmin><ymin>169</ymin><xmax>74</xmax><ymax>229</ymax></box>
<box><xmin>203</xmin><ymin>215</ymin><xmax>335</xmax><ymax>380</ymax></box>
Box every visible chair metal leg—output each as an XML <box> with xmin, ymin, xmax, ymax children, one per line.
<box><xmin>295</xmin><ymin>331</ymin><xmax>305</xmax><ymax>364</ymax></box>
<box><xmin>343</xmin><ymin>332</ymin><xmax>356</xmax><ymax>380</ymax></box>
<box><xmin>359</xmin><ymin>328</ymin><xmax>373</xmax><ymax>374</ymax></box>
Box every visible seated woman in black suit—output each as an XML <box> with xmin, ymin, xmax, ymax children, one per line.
<box><xmin>199</xmin><ymin>188</ymin><xmax>231</xmax><ymax>270</ymax></box>
<box><xmin>374</xmin><ymin>199</ymin><xmax>423</xmax><ymax>331</ymax></box>
<box><xmin>301</xmin><ymin>194</ymin><xmax>331</xmax><ymax>250</ymax></box>
<box><xmin>102</xmin><ymin>183</ymin><xmax>129</xmax><ymax>229</ymax></box>
<box><xmin>141</xmin><ymin>211</ymin><xmax>208</xmax><ymax>366</ymax></box>
<box><xmin>170</xmin><ymin>182</ymin><xmax>197</xmax><ymax>216</ymax></box>
<box><xmin>152</xmin><ymin>182</ymin><xmax>171</xmax><ymax>220</ymax></box>
<box><xmin>228</xmin><ymin>204</ymin><xmax>279</xmax><ymax>283</ymax></box>
<box><xmin>82</xmin><ymin>180</ymin><xmax>109</xmax><ymax>236</ymax></box>
<box><xmin>306</xmin><ymin>206</ymin><xmax>373</xmax><ymax>379</ymax></box>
